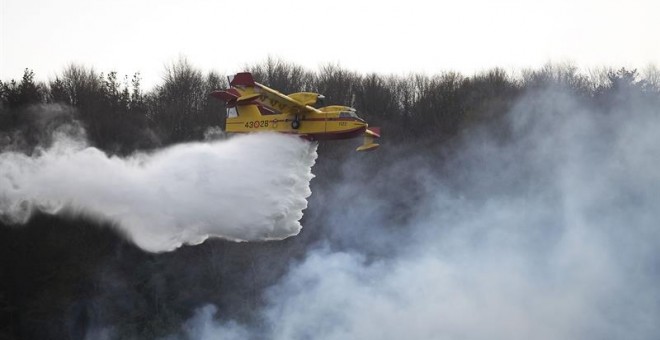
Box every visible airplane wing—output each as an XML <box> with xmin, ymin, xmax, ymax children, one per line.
<box><xmin>230</xmin><ymin>72</ymin><xmax>320</xmax><ymax>115</ymax></box>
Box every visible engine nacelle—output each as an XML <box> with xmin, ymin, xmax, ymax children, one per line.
<box><xmin>288</xmin><ymin>92</ymin><xmax>325</xmax><ymax>106</ymax></box>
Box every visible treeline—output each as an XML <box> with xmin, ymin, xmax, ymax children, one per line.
<box><xmin>0</xmin><ymin>59</ymin><xmax>225</xmax><ymax>154</ymax></box>
<box><xmin>2</xmin><ymin>58</ymin><xmax>658</xmax><ymax>155</ymax></box>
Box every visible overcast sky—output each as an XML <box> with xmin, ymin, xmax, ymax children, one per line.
<box><xmin>2</xmin><ymin>0</ymin><xmax>659</xmax><ymax>88</ymax></box>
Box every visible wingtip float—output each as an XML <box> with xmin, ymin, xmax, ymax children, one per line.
<box><xmin>210</xmin><ymin>72</ymin><xmax>381</xmax><ymax>152</ymax></box>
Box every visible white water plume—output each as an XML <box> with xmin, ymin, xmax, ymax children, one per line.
<box><xmin>0</xmin><ymin>133</ymin><xmax>317</xmax><ymax>252</ymax></box>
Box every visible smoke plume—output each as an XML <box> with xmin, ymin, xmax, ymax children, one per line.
<box><xmin>181</xmin><ymin>87</ymin><xmax>660</xmax><ymax>339</ymax></box>
<box><xmin>0</xmin><ymin>131</ymin><xmax>317</xmax><ymax>252</ymax></box>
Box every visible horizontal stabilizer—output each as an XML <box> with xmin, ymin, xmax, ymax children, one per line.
<box><xmin>237</xmin><ymin>93</ymin><xmax>260</xmax><ymax>103</ymax></box>
<box><xmin>210</xmin><ymin>90</ymin><xmax>239</xmax><ymax>102</ymax></box>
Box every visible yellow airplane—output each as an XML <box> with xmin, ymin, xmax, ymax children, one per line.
<box><xmin>210</xmin><ymin>72</ymin><xmax>380</xmax><ymax>151</ymax></box>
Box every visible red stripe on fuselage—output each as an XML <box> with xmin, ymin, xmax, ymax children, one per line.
<box><xmin>309</xmin><ymin>126</ymin><xmax>366</xmax><ymax>140</ymax></box>
<box><xmin>303</xmin><ymin>117</ymin><xmax>361</xmax><ymax>122</ymax></box>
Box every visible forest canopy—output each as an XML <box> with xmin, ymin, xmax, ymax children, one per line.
<box><xmin>2</xmin><ymin>59</ymin><xmax>658</xmax><ymax>155</ymax></box>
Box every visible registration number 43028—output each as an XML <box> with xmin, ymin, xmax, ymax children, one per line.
<box><xmin>244</xmin><ymin>120</ymin><xmax>269</xmax><ymax>128</ymax></box>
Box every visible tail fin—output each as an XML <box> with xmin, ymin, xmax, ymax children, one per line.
<box><xmin>229</xmin><ymin>72</ymin><xmax>256</xmax><ymax>87</ymax></box>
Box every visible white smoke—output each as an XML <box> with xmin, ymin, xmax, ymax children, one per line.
<box><xmin>182</xmin><ymin>305</ymin><xmax>249</xmax><ymax>340</ymax></box>
<box><xmin>182</xmin><ymin>88</ymin><xmax>660</xmax><ymax>339</ymax></box>
<box><xmin>0</xmin><ymin>132</ymin><xmax>317</xmax><ymax>252</ymax></box>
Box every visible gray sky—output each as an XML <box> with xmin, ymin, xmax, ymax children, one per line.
<box><xmin>2</xmin><ymin>0</ymin><xmax>659</xmax><ymax>88</ymax></box>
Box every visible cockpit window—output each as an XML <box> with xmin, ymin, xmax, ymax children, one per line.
<box><xmin>339</xmin><ymin>110</ymin><xmax>365</xmax><ymax>122</ymax></box>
